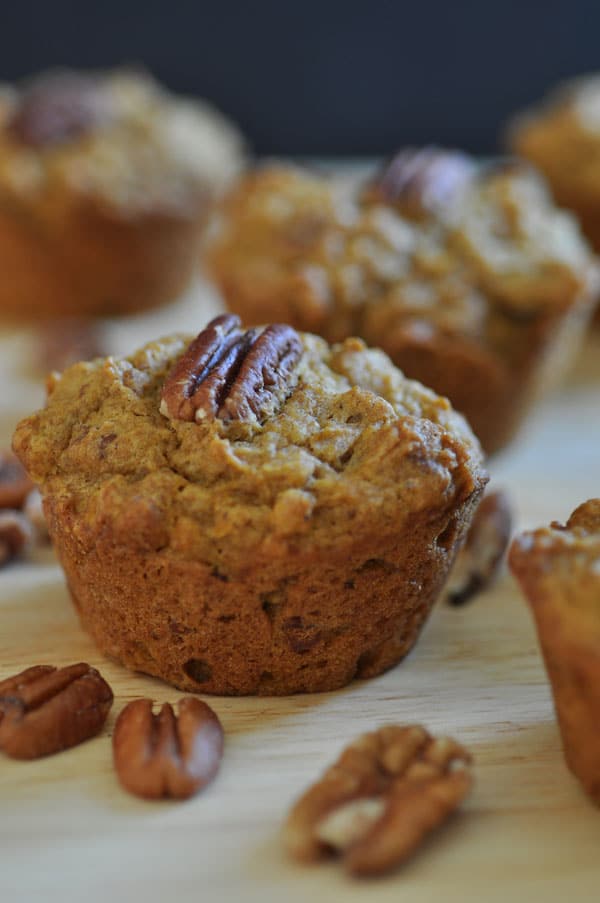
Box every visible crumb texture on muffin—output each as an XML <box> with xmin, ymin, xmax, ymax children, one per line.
<box><xmin>0</xmin><ymin>68</ymin><xmax>245</xmax><ymax>320</ymax></box>
<box><xmin>208</xmin><ymin>157</ymin><xmax>598</xmax><ymax>453</ymax></box>
<box><xmin>509</xmin><ymin>75</ymin><xmax>600</xmax><ymax>262</ymax></box>
<box><xmin>14</xmin><ymin>325</ymin><xmax>487</xmax><ymax>695</ymax></box>
<box><xmin>0</xmin><ymin>68</ymin><xmax>244</xmax><ymax>215</ymax></box>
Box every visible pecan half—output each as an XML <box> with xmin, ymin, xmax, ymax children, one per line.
<box><xmin>160</xmin><ymin>315</ymin><xmax>302</xmax><ymax>426</ymax></box>
<box><xmin>0</xmin><ymin>510</ymin><xmax>33</xmax><ymax>567</ymax></box>
<box><xmin>0</xmin><ymin>663</ymin><xmax>113</xmax><ymax>759</ymax></box>
<box><xmin>7</xmin><ymin>71</ymin><xmax>111</xmax><ymax>147</ymax></box>
<box><xmin>445</xmin><ymin>489</ymin><xmax>512</xmax><ymax>605</ymax></box>
<box><xmin>284</xmin><ymin>724</ymin><xmax>472</xmax><ymax>876</ymax></box>
<box><xmin>0</xmin><ymin>451</ymin><xmax>33</xmax><ymax>510</ymax></box>
<box><xmin>364</xmin><ymin>147</ymin><xmax>475</xmax><ymax>218</ymax></box>
<box><xmin>113</xmin><ymin>697</ymin><xmax>224</xmax><ymax>800</ymax></box>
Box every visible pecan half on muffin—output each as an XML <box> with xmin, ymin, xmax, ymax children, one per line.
<box><xmin>509</xmin><ymin>500</ymin><xmax>600</xmax><ymax>804</ymax></box>
<box><xmin>13</xmin><ymin>315</ymin><xmax>486</xmax><ymax>695</ymax></box>
<box><xmin>508</xmin><ymin>75</ymin><xmax>600</xmax><ymax>259</ymax></box>
<box><xmin>207</xmin><ymin>153</ymin><xmax>598</xmax><ymax>454</ymax></box>
<box><xmin>0</xmin><ymin>68</ymin><xmax>244</xmax><ymax>321</ymax></box>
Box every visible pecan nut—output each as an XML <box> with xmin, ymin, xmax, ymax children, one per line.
<box><xmin>446</xmin><ymin>489</ymin><xmax>512</xmax><ymax>605</ymax></box>
<box><xmin>284</xmin><ymin>724</ymin><xmax>472</xmax><ymax>876</ymax></box>
<box><xmin>0</xmin><ymin>450</ymin><xmax>33</xmax><ymax>510</ymax></box>
<box><xmin>113</xmin><ymin>697</ymin><xmax>224</xmax><ymax>800</ymax></box>
<box><xmin>0</xmin><ymin>663</ymin><xmax>113</xmax><ymax>759</ymax></box>
<box><xmin>7</xmin><ymin>71</ymin><xmax>111</xmax><ymax>147</ymax></box>
<box><xmin>160</xmin><ymin>314</ymin><xmax>303</xmax><ymax>425</ymax></box>
<box><xmin>0</xmin><ymin>510</ymin><xmax>33</xmax><ymax>567</ymax></box>
<box><xmin>364</xmin><ymin>147</ymin><xmax>475</xmax><ymax>218</ymax></box>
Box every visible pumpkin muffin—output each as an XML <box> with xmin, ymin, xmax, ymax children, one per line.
<box><xmin>509</xmin><ymin>500</ymin><xmax>600</xmax><ymax>804</ymax></box>
<box><xmin>0</xmin><ymin>67</ymin><xmax>244</xmax><ymax>321</ymax></box>
<box><xmin>13</xmin><ymin>314</ymin><xmax>487</xmax><ymax>696</ymax></box>
<box><xmin>207</xmin><ymin>152</ymin><xmax>598</xmax><ymax>454</ymax></box>
<box><xmin>508</xmin><ymin>75</ymin><xmax>600</xmax><ymax>257</ymax></box>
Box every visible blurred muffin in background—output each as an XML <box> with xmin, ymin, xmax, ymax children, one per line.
<box><xmin>207</xmin><ymin>151</ymin><xmax>598</xmax><ymax>455</ymax></box>
<box><xmin>0</xmin><ymin>67</ymin><xmax>245</xmax><ymax>321</ymax></box>
<box><xmin>509</xmin><ymin>75</ymin><xmax>600</xmax><ymax>257</ymax></box>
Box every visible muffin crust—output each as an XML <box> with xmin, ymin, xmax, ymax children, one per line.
<box><xmin>0</xmin><ymin>69</ymin><xmax>244</xmax><ymax>320</ymax></box>
<box><xmin>510</xmin><ymin>500</ymin><xmax>600</xmax><ymax>803</ymax></box>
<box><xmin>14</xmin><ymin>323</ymin><xmax>487</xmax><ymax>695</ymax></box>
<box><xmin>208</xmin><ymin>157</ymin><xmax>598</xmax><ymax>453</ymax></box>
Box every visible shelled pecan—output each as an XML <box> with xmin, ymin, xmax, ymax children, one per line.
<box><xmin>0</xmin><ymin>451</ymin><xmax>33</xmax><ymax>510</ymax></box>
<box><xmin>0</xmin><ymin>663</ymin><xmax>113</xmax><ymax>759</ymax></box>
<box><xmin>160</xmin><ymin>314</ymin><xmax>302</xmax><ymax>425</ymax></box>
<box><xmin>284</xmin><ymin>724</ymin><xmax>473</xmax><ymax>876</ymax></box>
<box><xmin>364</xmin><ymin>147</ymin><xmax>475</xmax><ymax>218</ymax></box>
<box><xmin>446</xmin><ymin>489</ymin><xmax>512</xmax><ymax>605</ymax></box>
<box><xmin>113</xmin><ymin>697</ymin><xmax>224</xmax><ymax>800</ymax></box>
<box><xmin>0</xmin><ymin>510</ymin><xmax>33</xmax><ymax>567</ymax></box>
<box><xmin>8</xmin><ymin>71</ymin><xmax>111</xmax><ymax>147</ymax></box>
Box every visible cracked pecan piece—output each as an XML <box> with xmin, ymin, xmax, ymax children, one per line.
<box><xmin>445</xmin><ymin>489</ymin><xmax>513</xmax><ymax>605</ymax></box>
<box><xmin>7</xmin><ymin>71</ymin><xmax>111</xmax><ymax>147</ymax></box>
<box><xmin>0</xmin><ymin>663</ymin><xmax>113</xmax><ymax>759</ymax></box>
<box><xmin>113</xmin><ymin>697</ymin><xmax>224</xmax><ymax>800</ymax></box>
<box><xmin>0</xmin><ymin>510</ymin><xmax>33</xmax><ymax>567</ymax></box>
<box><xmin>364</xmin><ymin>147</ymin><xmax>475</xmax><ymax>218</ymax></box>
<box><xmin>159</xmin><ymin>314</ymin><xmax>303</xmax><ymax>425</ymax></box>
<box><xmin>0</xmin><ymin>451</ymin><xmax>34</xmax><ymax>510</ymax></box>
<box><xmin>284</xmin><ymin>724</ymin><xmax>473</xmax><ymax>876</ymax></box>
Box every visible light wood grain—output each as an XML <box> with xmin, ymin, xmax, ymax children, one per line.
<box><xmin>1</xmin><ymin>281</ymin><xmax>599</xmax><ymax>903</ymax></box>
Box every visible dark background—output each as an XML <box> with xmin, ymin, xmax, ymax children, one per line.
<box><xmin>1</xmin><ymin>1</ymin><xmax>597</xmax><ymax>155</ymax></box>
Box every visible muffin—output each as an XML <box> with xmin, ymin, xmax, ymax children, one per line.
<box><xmin>0</xmin><ymin>68</ymin><xmax>244</xmax><ymax>321</ymax></box>
<box><xmin>13</xmin><ymin>314</ymin><xmax>487</xmax><ymax>696</ymax></box>
<box><xmin>509</xmin><ymin>500</ymin><xmax>600</xmax><ymax>804</ymax></box>
<box><xmin>508</xmin><ymin>75</ymin><xmax>600</xmax><ymax>254</ymax></box>
<box><xmin>207</xmin><ymin>152</ymin><xmax>598</xmax><ymax>454</ymax></box>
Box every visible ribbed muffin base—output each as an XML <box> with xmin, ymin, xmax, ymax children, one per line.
<box><xmin>47</xmin><ymin>490</ymin><xmax>482</xmax><ymax>696</ymax></box>
<box><xmin>382</xmin><ymin>294</ymin><xmax>596</xmax><ymax>455</ymax></box>
<box><xmin>534</xmin><ymin>613</ymin><xmax>600</xmax><ymax>805</ymax></box>
<box><xmin>0</xmin><ymin>199</ymin><xmax>204</xmax><ymax>321</ymax></box>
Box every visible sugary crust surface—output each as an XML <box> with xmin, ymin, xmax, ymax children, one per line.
<box><xmin>14</xmin><ymin>328</ymin><xmax>487</xmax><ymax>695</ymax></box>
<box><xmin>0</xmin><ymin>68</ymin><xmax>245</xmax><ymax>320</ymax></box>
<box><xmin>0</xmin><ymin>68</ymin><xmax>244</xmax><ymax>216</ymax></box>
<box><xmin>208</xmin><ymin>162</ymin><xmax>598</xmax><ymax>453</ymax></box>
<box><xmin>509</xmin><ymin>500</ymin><xmax>600</xmax><ymax>803</ymax></box>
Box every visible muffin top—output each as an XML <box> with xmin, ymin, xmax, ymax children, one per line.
<box><xmin>509</xmin><ymin>76</ymin><xmax>600</xmax><ymax>204</ymax></box>
<box><xmin>209</xmin><ymin>153</ymin><xmax>597</xmax><ymax>348</ymax></box>
<box><xmin>510</xmin><ymin>500</ymin><xmax>600</xmax><ymax>624</ymax></box>
<box><xmin>0</xmin><ymin>68</ymin><xmax>244</xmax><ymax>216</ymax></box>
<box><xmin>511</xmin><ymin>500</ymin><xmax>600</xmax><ymax>574</ymax></box>
<box><xmin>13</xmin><ymin>316</ymin><xmax>486</xmax><ymax>569</ymax></box>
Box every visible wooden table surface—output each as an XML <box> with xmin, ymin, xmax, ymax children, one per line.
<box><xmin>1</xmin><ymin>280</ymin><xmax>599</xmax><ymax>903</ymax></box>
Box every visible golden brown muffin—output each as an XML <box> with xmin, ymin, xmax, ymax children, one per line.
<box><xmin>13</xmin><ymin>314</ymin><xmax>487</xmax><ymax>696</ymax></box>
<box><xmin>509</xmin><ymin>500</ymin><xmax>600</xmax><ymax>804</ymax></box>
<box><xmin>509</xmin><ymin>76</ymin><xmax>600</xmax><ymax>257</ymax></box>
<box><xmin>208</xmin><ymin>153</ymin><xmax>599</xmax><ymax>454</ymax></box>
<box><xmin>0</xmin><ymin>68</ymin><xmax>244</xmax><ymax>321</ymax></box>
